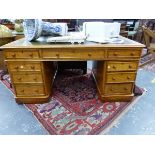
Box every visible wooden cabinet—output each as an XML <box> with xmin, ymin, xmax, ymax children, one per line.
<box><xmin>92</xmin><ymin>48</ymin><xmax>142</xmax><ymax>102</ymax></box>
<box><xmin>5</xmin><ymin>50</ymin><xmax>55</xmax><ymax>103</ymax></box>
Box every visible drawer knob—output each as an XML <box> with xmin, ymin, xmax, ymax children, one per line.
<box><xmin>130</xmin><ymin>52</ymin><xmax>135</xmax><ymax>56</ymax></box>
<box><xmin>124</xmin><ymin>87</ymin><xmax>128</xmax><ymax>91</ymax></box>
<box><xmin>29</xmin><ymin>53</ymin><xmax>33</xmax><ymax>57</ymax></box>
<box><xmin>20</xmin><ymin>65</ymin><xmax>24</xmax><ymax>69</ymax></box>
<box><xmin>35</xmin><ymin>90</ymin><xmax>39</xmax><ymax>93</ymax></box>
<box><xmin>112</xmin><ymin>77</ymin><xmax>116</xmax><ymax>80</ymax></box>
<box><xmin>31</xmin><ymin>66</ymin><xmax>35</xmax><ymax>70</ymax></box>
<box><xmin>88</xmin><ymin>53</ymin><xmax>92</xmax><ymax>57</ymax></box>
<box><xmin>20</xmin><ymin>89</ymin><xmax>25</xmax><ymax>93</ymax></box>
<box><xmin>128</xmin><ymin>65</ymin><xmax>132</xmax><ymax>69</ymax></box>
<box><xmin>113</xmin><ymin>53</ymin><xmax>118</xmax><ymax>56</ymax></box>
<box><xmin>33</xmin><ymin>77</ymin><xmax>37</xmax><ymax>81</ymax></box>
<box><xmin>56</xmin><ymin>54</ymin><xmax>60</xmax><ymax>57</ymax></box>
<box><xmin>127</xmin><ymin>76</ymin><xmax>131</xmax><ymax>80</ymax></box>
<box><xmin>14</xmin><ymin>66</ymin><xmax>19</xmax><ymax>70</ymax></box>
<box><xmin>12</xmin><ymin>53</ymin><xmax>16</xmax><ymax>58</ymax></box>
<box><xmin>110</xmin><ymin>88</ymin><xmax>114</xmax><ymax>91</ymax></box>
<box><xmin>17</xmin><ymin>77</ymin><xmax>22</xmax><ymax>81</ymax></box>
<box><xmin>112</xmin><ymin>65</ymin><xmax>116</xmax><ymax>69</ymax></box>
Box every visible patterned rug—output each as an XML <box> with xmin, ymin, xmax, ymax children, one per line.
<box><xmin>0</xmin><ymin>69</ymin><xmax>145</xmax><ymax>135</ymax></box>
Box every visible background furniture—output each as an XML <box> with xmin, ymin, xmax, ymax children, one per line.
<box><xmin>0</xmin><ymin>36</ymin><xmax>15</xmax><ymax>72</ymax></box>
<box><xmin>12</xmin><ymin>31</ymin><xmax>24</xmax><ymax>40</ymax></box>
<box><xmin>1</xmin><ymin>37</ymin><xmax>144</xmax><ymax>104</ymax></box>
<box><xmin>127</xmin><ymin>21</ymin><xmax>140</xmax><ymax>39</ymax></box>
<box><xmin>141</xmin><ymin>26</ymin><xmax>155</xmax><ymax>66</ymax></box>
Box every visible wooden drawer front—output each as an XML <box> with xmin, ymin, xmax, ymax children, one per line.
<box><xmin>106</xmin><ymin>72</ymin><xmax>136</xmax><ymax>83</ymax></box>
<box><xmin>107</xmin><ymin>61</ymin><xmax>138</xmax><ymax>71</ymax></box>
<box><xmin>42</xmin><ymin>49</ymin><xmax>105</xmax><ymax>60</ymax></box>
<box><xmin>5</xmin><ymin>50</ymin><xmax>39</xmax><ymax>59</ymax></box>
<box><xmin>107</xmin><ymin>49</ymin><xmax>141</xmax><ymax>58</ymax></box>
<box><xmin>8</xmin><ymin>62</ymin><xmax>41</xmax><ymax>71</ymax></box>
<box><xmin>12</xmin><ymin>73</ymin><xmax>43</xmax><ymax>83</ymax></box>
<box><xmin>104</xmin><ymin>83</ymin><xmax>133</xmax><ymax>95</ymax></box>
<box><xmin>15</xmin><ymin>85</ymin><xmax>45</xmax><ymax>96</ymax></box>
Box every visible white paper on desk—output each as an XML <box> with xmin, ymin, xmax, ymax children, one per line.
<box><xmin>86</xmin><ymin>37</ymin><xmax>124</xmax><ymax>44</ymax></box>
<box><xmin>46</xmin><ymin>32</ymin><xmax>87</xmax><ymax>43</ymax></box>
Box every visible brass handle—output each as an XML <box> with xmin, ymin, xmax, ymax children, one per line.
<box><xmin>88</xmin><ymin>53</ymin><xmax>92</xmax><ymax>57</ymax></box>
<box><xmin>56</xmin><ymin>54</ymin><xmax>60</xmax><ymax>57</ymax></box>
<box><xmin>29</xmin><ymin>53</ymin><xmax>33</xmax><ymax>57</ymax></box>
<box><xmin>12</xmin><ymin>53</ymin><xmax>16</xmax><ymax>58</ymax></box>
<box><xmin>31</xmin><ymin>66</ymin><xmax>35</xmax><ymax>70</ymax></box>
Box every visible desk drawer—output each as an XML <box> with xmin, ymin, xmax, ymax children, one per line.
<box><xmin>41</xmin><ymin>49</ymin><xmax>105</xmax><ymax>60</ymax></box>
<box><xmin>106</xmin><ymin>72</ymin><xmax>136</xmax><ymax>83</ymax></box>
<box><xmin>7</xmin><ymin>62</ymin><xmax>42</xmax><ymax>72</ymax></box>
<box><xmin>104</xmin><ymin>83</ymin><xmax>133</xmax><ymax>94</ymax></box>
<box><xmin>107</xmin><ymin>61</ymin><xmax>138</xmax><ymax>71</ymax></box>
<box><xmin>15</xmin><ymin>84</ymin><xmax>45</xmax><ymax>96</ymax></box>
<box><xmin>12</xmin><ymin>73</ymin><xmax>43</xmax><ymax>83</ymax></box>
<box><xmin>5</xmin><ymin>49</ymin><xmax>39</xmax><ymax>59</ymax></box>
<box><xmin>107</xmin><ymin>49</ymin><xmax>141</xmax><ymax>58</ymax></box>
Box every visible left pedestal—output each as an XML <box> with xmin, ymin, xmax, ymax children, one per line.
<box><xmin>4</xmin><ymin>49</ymin><xmax>55</xmax><ymax>104</ymax></box>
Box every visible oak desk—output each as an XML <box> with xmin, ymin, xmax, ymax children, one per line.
<box><xmin>1</xmin><ymin>37</ymin><xmax>145</xmax><ymax>104</ymax></box>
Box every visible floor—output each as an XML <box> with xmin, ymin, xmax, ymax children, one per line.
<box><xmin>0</xmin><ymin>65</ymin><xmax>155</xmax><ymax>134</ymax></box>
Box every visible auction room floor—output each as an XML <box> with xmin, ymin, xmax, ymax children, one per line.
<box><xmin>0</xmin><ymin>64</ymin><xmax>155</xmax><ymax>135</ymax></box>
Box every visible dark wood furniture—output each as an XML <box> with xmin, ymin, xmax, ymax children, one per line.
<box><xmin>140</xmin><ymin>26</ymin><xmax>155</xmax><ymax>66</ymax></box>
<box><xmin>1</xmin><ymin>37</ymin><xmax>144</xmax><ymax>104</ymax></box>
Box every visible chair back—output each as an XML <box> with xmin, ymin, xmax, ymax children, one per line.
<box><xmin>142</xmin><ymin>26</ymin><xmax>155</xmax><ymax>48</ymax></box>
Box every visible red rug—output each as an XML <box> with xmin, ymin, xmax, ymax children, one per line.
<box><xmin>0</xmin><ymin>70</ymin><xmax>145</xmax><ymax>135</ymax></box>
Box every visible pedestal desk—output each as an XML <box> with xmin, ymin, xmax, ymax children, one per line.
<box><xmin>0</xmin><ymin>37</ymin><xmax>145</xmax><ymax>104</ymax></box>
